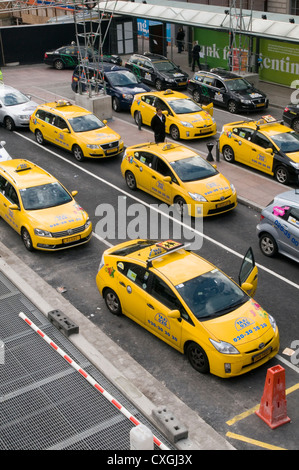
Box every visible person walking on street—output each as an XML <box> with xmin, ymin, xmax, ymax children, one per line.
<box><xmin>151</xmin><ymin>107</ymin><xmax>166</xmax><ymax>143</ymax></box>
<box><xmin>176</xmin><ymin>27</ymin><xmax>185</xmax><ymax>53</ymax></box>
<box><xmin>192</xmin><ymin>41</ymin><xmax>201</xmax><ymax>72</ymax></box>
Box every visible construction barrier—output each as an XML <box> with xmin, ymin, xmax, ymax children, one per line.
<box><xmin>255</xmin><ymin>365</ymin><xmax>291</xmax><ymax>429</ymax></box>
<box><xmin>19</xmin><ymin>312</ymin><xmax>170</xmax><ymax>450</ymax></box>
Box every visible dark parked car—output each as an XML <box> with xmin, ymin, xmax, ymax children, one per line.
<box><xmin>125</xmin><ymin>53</ymin><xmax>189</xmax><ymax>91</ymax></box>
<box><xmin>71</xmin><ymin>63</ymin><xmax>151</xmax><ymax>111</ymax></box>
<box><xmin>187</xmin><ymin>68</ymin><xmax>268</xmax><ymax>113</ymax></box>
<box><xmin>283</xmin><ymin>104</ymin><xmax>299</xmax><ymax>133</ymax></box>
<box><xmin>44</xmin><ymin>44</ymin><xmax>122</xmax><ymax>70</ymax></box>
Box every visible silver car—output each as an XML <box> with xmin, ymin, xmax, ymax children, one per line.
<box><xmin>0</xmin><ymin>84</ymin><xmax>38</xmax><ymax>131</ymax></box>
<box><xmin>257</xmin><ymin>189</ymin><xmax>299</xmax><ymax>263</ymax></box>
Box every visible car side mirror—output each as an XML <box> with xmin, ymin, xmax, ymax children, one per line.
<box><xmin>71</xmin><ymin>190</ymin><xmax>78</xmax><ymax>197</ymax></box>
<box><xmin>241</xmin><ymin>282</ymin><xmax>254</xmax><ymax>295</ymax></box>
<box><xmin>62</xmin><ymin>128</ymin><xmax>70</xmax><ymax>133</ymax></box>
<box><xmin>167</xmin><ymin>309</ymin><xmax>180</xmax><ymax>319</ymax></box>
<box><xmin>103</xmin><ymin>119</ymin><xmax>107</xmax><ymax>125</ymax></box>
<box><xmin>162</xmin><ymin>110</ymin><xmax>168</xmax><ymax>116</ymax></box>
<box><xmin>265</xmin><ymin>148</ymin><xmax>273</xmax><ymax>154</ymax></box>
<box><xmin>163</xmin><ymin>176</ymin><xmax>171</xmax><ymax>183</ymax></box>
<box><xmin>8</xmin><ymin>204</ymin><xmax>19</xmax><ymax>211</ymax></box>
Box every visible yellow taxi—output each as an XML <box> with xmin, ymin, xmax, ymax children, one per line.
<box><xmin>29</xmin><ymin>100</ymin><xmax>124</xmax><ymax>162</ymax></box>
<box><xmin>130</xmin><ymin>89</ymin><xmax>216</xmax><ymax>140</ymax></box>
<box><xmin>219</xmin><ymin>114</ymin><xmax>299</xmax><ymax>184</ymax></box>
<box><xmin>0</xmin><ymin>159</ymin><xmax>92</xmax><ymax>251</ymax></box>
<box><xmin>96</xmin><ymin>239</ymin><xmax>279</xmax><ymax>378</ymax></box>
<box><xmin>121</xmin><ymin>142</ymin><xmax>237</xmax><ymax>217</ymax></box>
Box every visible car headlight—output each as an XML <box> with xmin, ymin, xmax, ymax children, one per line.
<box><xmin>122</xmin><ymin>93</ymin><xmax>133</xmax><ymax>100</ymax></box>
<box><xmin>240</xmin><ymin>99</ymin><xmax>251</xmax><ymax>104</ymax></box>
<box><xmin>230</xmin><ymin>183</ymin><xmax>236</xmax><ymax>193</ymax></box>
<box><xmin>34</xmin><ymin>228</ymin><xmax>52</xmax><ymax>237</ymax></box>
<box><xmin>210</xmin><ymin>338</ymin><xmax>240</xmax><ymax>354</ymax></box>
<box><xmin>87</xmin><ymin>144</ymin><xmax>99</xmax><ymax>149</ymax></box>
<box><xmin>268</xmin><ymin>314</ymin><xmax>277</xmax><ymax>333</ymax></box>
<box><xmin>188</xmin><ymin>192</ymin><xmax>207</xmax><ymax>202</ymax></box>
<box><xmin>98</xmin><ymin>255</ymin><xmax>104</xmax><ymax>272</ymax></box>
<box><xmin>166</xmin><ymin>78</ymin><xmax>175</xmax><ymax>83</ymax></box>
<box><xmin>180</xmin><ymin>121</ymin><xmax>194</xmax><ymax>128</ymax></box>
<box><xmin>290</xmin><ymin>161</ymin><xmax>299</xmax><ymax>169</ymax></box>
<box><xmin>85</xmin><ymin>218</ymin><xmax>92</xmax><ymax>229</ymax></box>
<box><xmin>19</xmin><ymin>115</ymin><xmax>30</xmax><ymax>119</ymax></box>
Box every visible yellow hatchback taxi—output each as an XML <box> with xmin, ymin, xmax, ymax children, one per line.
<box><xmin>96</xmin><ymin>239</ymin><xmax>279</xmax><ymax>378</ymax></box>
<box><xmin>30</xmin><ymin>100</ymin><xmax>124</xmax><ymax>162</ymax></box>
<box><xmin>121</xmin><ymin>142</ymin><xmax>237</xmax><ymax>217</ymax></box>
<box><xmin>219</xmin><ymin>114</ymin><xmax>299</xmax><ymax>185</ymax></box>
<box><xmin>0</xmin><ymin>159</ymin><xmax>92</xmax><ymax>251</ymax></box>
<box><xmin>130</xmin><ymin>89</ymin><xmax>216</xmax><ymax>140</ymax></box>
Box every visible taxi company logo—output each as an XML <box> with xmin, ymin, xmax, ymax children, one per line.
<box><xmin>94</xmin><ymin>196</ymin><xmax>203</xmax><ymax>250</ymax></box>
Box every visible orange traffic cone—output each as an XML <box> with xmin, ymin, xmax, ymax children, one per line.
<box><xmin>255</xmin><ymin>365</ymin><xmax>291</xmax><ymax>429</ymax></box>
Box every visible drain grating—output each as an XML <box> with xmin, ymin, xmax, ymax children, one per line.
<box><xmin>0</xmin><ymin>272</ymin><xmax>174</xmax><ymax>450</ymax></box>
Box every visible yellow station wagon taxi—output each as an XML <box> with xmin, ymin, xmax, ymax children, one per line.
<box><xmin>219</xmin><ymin>115</ymin><xmax>299</xmax><ymax>184</ymax></box>
<box><xmin>96</xmin><ymin>239</ymin><xmax>279</xmax><ymax>378</ymax></box>
<box><xmin>30</xmin><ymin>100</ymin><xmax>124</xmax><ymax>162</ymax></box>
<box><xmin>130</xmin><ymin>89</ymin><xmax>216</xmax><ymax>140</ymax></box>
<box><xmin>121</xmin><ymin>142</ymin><xmax>237</xmax><ymax>217</ymax></box>
<box><xmin>0</xmin><ymin>159</ymin><xmax>92</xmax><ymax>251</ymax></box>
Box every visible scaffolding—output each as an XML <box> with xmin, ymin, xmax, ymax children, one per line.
<box><xmin>228</xmin><ymin>0</ymin><xmax>254</xmax><ymax>73</ymax></box>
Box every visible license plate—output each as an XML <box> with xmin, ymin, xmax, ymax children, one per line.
<box><xmin>63</xmin><ymin>235</ymin><xmax>81</xmax><ymax>244</ymax></box>
<box><xmin>256</xmin><ymin>103</ymin><xmax>265</xmax><ymax>107</ymax></box>
<box><xmin>252</xmin><ymin>347</ymin><xmax>272</xmax><ymax>363</ymax></box>
<box><xmin>216</xmin><ymin>200</ymin><xmax>230</xmax><ymax>208</ymax></box>
<box><xmin>200</xmin><ymin>128</ymin><xmax>211</xmax><ymax>134</ymax></box>
<box><xmin>106</xmin><ymin>148</ymin><xmax>117</xmax><ymax>154</ymax></box>
<box><xmin>179</xmin><ymin>82</ymin><xmax>187</xmax><ymax>86</ymax></box>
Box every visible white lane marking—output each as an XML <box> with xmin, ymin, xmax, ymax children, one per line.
<box><xmin>15</xmin><ymin>131</ymin><xmax>299</xmax><ymax>291</ymax></box>
<box><xmin>276</xmin><ymin>354</ymin><xmax>299</xmax><ymax>374</ymax></box>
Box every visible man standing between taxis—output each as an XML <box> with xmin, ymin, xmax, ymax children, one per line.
<box><xmin>151</xmin><ymin>107</ymin><xmax>166</xmax><ymax>143</ymax></box>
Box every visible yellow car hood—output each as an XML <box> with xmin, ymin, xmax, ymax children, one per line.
<box><xmin>177</xmin><ymin>111</ymin><xmax>214</xmax><ymax>127</ymax></box>
<box><xmin>28</xmin><ymin>201</ymin><xmax>88</xmax><ymax>231</ymax></box>
<box><xmin>203</xmin><ymin>299</ymin><xmax>273</xmax><ymax>349</ymax></box>
<box><xmin>79</xmin><ymin>127</ymin><xmax>120</xmax><ymax>144</ymax></box>
<box><xmin>183</xmin><ymin>173</ymin><xmax>232</xmax><ymax>200</ymax></box>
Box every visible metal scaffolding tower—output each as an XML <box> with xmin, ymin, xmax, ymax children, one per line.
<box><xmin>228</xmin><ymin>0</ymin><xmax>253</xmax><ymax>73</ymax></box>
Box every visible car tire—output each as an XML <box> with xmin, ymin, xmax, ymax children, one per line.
<box><xmin>274</xmin><ymin>166</ymin><xmax>289</xmax><ymax>184</ymax></box>
<box><xmin>192</xmin><ymin>90</ymin><xmax>201</xmax><ymax>103</ymax></box>
<box><xmin>134</xmin><ymin>111</ymin><xmax>142</xmax><ymax>127</ymax></box>
<box><xmin>227</xmin><ymin>100</ymin><xmax>238</xmax><ymax>113</ymax></box>
<box><xmin>73</xmin><ymin>145</ymin><xmax>85</xmax><ymax>162</ymax></box>
<box><xmin>4</xmin><ymin>116</ymin><xmax>15</xmax><ymax>131</ymax></box>
<box><xmin>35</xmin><ymin>129</ymin><xmax>45</xmax><ymax>145</ymax></box>
<box><xmin>104</xmin><ymin>288</ymin><xmax>122</xmax><ymax>316</ymax></box>
<box><xmin>186</xmin><ymin>342</ymin><xmax>210</xmax><ymax>374</ymax></box>
<box><xmin>155</xmin><ymin>79</ymin><xmax>163</xmax><ymax>91</ymax></box>
<box><xmin>112</xmin><ymin>97</ymin><xmax>121</xmax><ymax>112</ymax></box>
<box><xmin>21</xmin><ymin>228</ymin><xmax>34</xmax><ymax>252</ymax></box>
<box><xmin>170</xmin><ymin>125</ymin><xmax>180</xmax><ymax>141</ymax></box>
<box><xmin>222</xmin><ymin>145</ymin><xmax>235</xmax><ymax>163</ymax></box>
<box><xmin>125</xmin><ymin>171</ymin><xmax>137</xmax><ymax>190</ymax></box>
<box><xmin>174</xmin><ymin>196</ymin><xmax>187</xmax><ymax>217</ymax></box>
<box><xmin>54</xmin><ymin>59</ymin><xmax>64</xmax><ymax>70</ymax></box>
<box><xmin>292</xmin><ymin>118</ymin><xmax>299</xmax><ymax>133</ymax></box>
<box><xmin>259</xmin><ymin>233</ymin><xmax>278</xmax><ymax>258</ymax></box>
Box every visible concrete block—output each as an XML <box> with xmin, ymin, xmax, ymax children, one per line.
<box><xmin>152</xmin><ymin>406</ymin><xmax>188</xmax><ymax>443</ymax></box>
<box><xmin>75</xmin><ymin>93</ymin><xmax>112</xmax><ymax>121</ymax></box>
<box><xmin>48</xmin><ymin>309</ymin><xmax>79</xmax><ymax>337</ymax></box>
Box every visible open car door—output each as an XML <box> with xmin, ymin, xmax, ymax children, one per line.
<box><xmin>238</xmin><ymin>247</ymin><xmax>258</xmax><ymax>297</ymax></box>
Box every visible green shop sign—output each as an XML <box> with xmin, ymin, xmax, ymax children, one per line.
<box><xmin>259</xmin><ymin>39</ymin><xmax>299</xmax><ymax>87</ymax></box>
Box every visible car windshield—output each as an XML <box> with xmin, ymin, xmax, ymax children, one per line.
<box><xmin>106</xmin><ymin>70</ymin><xmax>139</xmax><ymax>86</ymax></box>
<box><xmin>68</xmin><ymin>114</ymin><xmax>105</xmax><ymax>132</ymax></box>
<box><xmin>20</xmin><ymin>182</ymin><xmax>72</xmax><ymax>210</ymax></box>
<box><xmin>175</xmin><ymin>269</ymin><xmax>248</xmax><ymax>320</ymax></box>
<box><xmin>153</xmin><ymin>60</ymin><xmax>178</xmax><ymax>72</ymax></box>
<box><xmin>0</xmin><ymin>89</ymin><xmax>30</xmax><ymax>106</ymax></box>
<box><xmin>168</xmin><ymin>99</ymin><xmax>203</xmax><ymax>115</ymax></box>
<box><xmin>226</xmin><ymin>78</ymin><xmax>252</xmax><ymax>91</ymax></box>
<box><xmin>271</xmin><ymin>131</ymin><xmax>299</xmax><ymax>153</ymax></box>
<box><xmin>170</xmin><ymin>155</ymin><xmax>217</xmax><ymax>182</ymax></box>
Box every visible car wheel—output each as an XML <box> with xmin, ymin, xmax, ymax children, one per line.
<box><xmin>54</xmin><ymin>59</ymin><xmax>64</xmax><ymax>70</ymax></box>
<box><xmin>174</xmin><ymin>196</ymin><xmax>187</xmax><ymax>217</ymax></box>
<box><xmin>112</xmin><ymin>97</ymin><xmax>120</xmax><ymax>112</ymax></box>
<box><xmin>125</xmin><ymin>171</ymin><xmax>137</xmax><ymax>190</ymax></box>
<box><xmin>192</xmin><ymin>90</ymin><xmax>201</xmax><ymax>103</ymax></box>
<box><xmin>227</xmin><ymin>100</ymin><xmax>238</xmax><ymax>113</ymax></box>
<box><xmin>186</xmin><ymin>342</ymin><xmax>210</xmax><ymax>374</ymax></box>
<box><xmin>292</xmin><ymin>118</ymin><xmax>299</xmax><ymax>133</ymax></box>
<box><xmin>259</xmin><ymin>233</ymin><xmax>278</xmax><ymax>258</ymax></box>
<box><xmin>134</xmin><ymin>111</ymin><xmax>142</xmax><ymax>127</ymax></box>
<box><xmin>73</xmin><ymin>145</ymin><xmax>85</xmax><ymax>162</ymax></box>
<box><xmin>104</xmin><ymin>288</ymin><xmax>122</xmax><ymax>316</ymax></box>
<box><xmin>274</xmin><ymin>166</ymin><xmax>289</xmax><ymax>184</ymax></box>
<box><xmin>35</xmin><ymin>129</ymin><xmax>44</xmax><ymax>145</ymax></box>
<box><xmin>21</xmin><ymin>228</ymin><xmax>34</xmax><ymax>252</ymax></box>
<box><xmin>155</xmin><ymin>79</ymin><xmax>163</xmax><ymax>91</ymax></box>
<box><xmin>4</xmin><ymin>116</ymin><xmax>15</xmax><ymax>131</ymax></box>
<box><xmin>222</xmin><ymin>145</ymin><xmax>235</xmax><ymax>163</ymax></box>
<box><xmin>170</xmin><ymin>125</ymin><xmax>180</xmax><ymax>141</ymax></box>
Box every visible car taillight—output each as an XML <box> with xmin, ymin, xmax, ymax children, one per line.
<box><xmin>260</xmin><ymin>215</ymin><xmax>265</xmax><ymax>221</ymax></box>
<box><xmin>44</xmin><ymin>53</ymin><xmax>48</xmax><ymax>58</ymax></box>
<box><xmin>284</xmin><ymin>107</ymin><xmax>289</xmax><ymax>112</ymax></box>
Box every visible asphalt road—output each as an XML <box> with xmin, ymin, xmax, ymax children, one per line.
<box><xmin>0</xmin><ymin>72</ymin><xmax>298</xmax><ymax>450</ymax></box>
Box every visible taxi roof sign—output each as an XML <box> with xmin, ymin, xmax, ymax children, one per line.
<box><xmin>147</xmin><ymin>240</ymin><xmax>188</xmax><ymax>267</ymax></box>
<box><xmin>15</xmin><ymin>162</ymin><xmax>32</xmax><ymax>172</ymax></box>
<box><xmin>55</xmin><ymin>100</ymin><xmax>72</xmax><ymax>107</ymax></box>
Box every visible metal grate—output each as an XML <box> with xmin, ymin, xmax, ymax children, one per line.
<box><xmin>0</xmin><ymin>272</ymin><xmax>174</xmax><ymax>450</ymax></box>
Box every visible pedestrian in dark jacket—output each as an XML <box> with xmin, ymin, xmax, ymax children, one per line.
<box><xmin>151</xmin><ymin>107</ymin><xmax>166</xmax><ymax>143</ymax></box>
<box><xmin>176</xmin><ymin>27</ymin><xmax>185</xmax><ymax>53</ymax></box>
<box><xmin>192</xmin><ymin>41</ymin><xmax>201</xmax><ymax>72</ymax></box>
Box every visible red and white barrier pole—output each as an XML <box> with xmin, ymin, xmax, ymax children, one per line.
<box><xmin>19</xmin><ymin>312</ymin><xmax>170</xmax><ymax>450</ymax></box>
